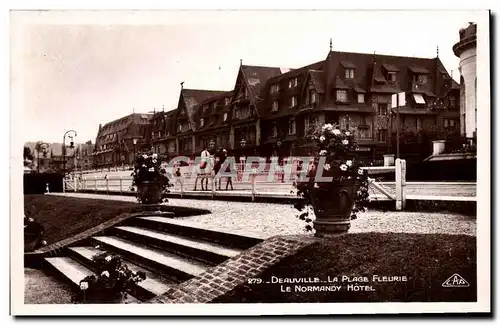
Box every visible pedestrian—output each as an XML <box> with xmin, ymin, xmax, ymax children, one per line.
<box><xmin>222</xmin><ymin>149</ymin><xmax>233</xmax><ymax>191</ymax></box>
<box><xmin>213</xmin><ymin>148</ymin><xmax>225</xmax><ymax>190</ymax></box>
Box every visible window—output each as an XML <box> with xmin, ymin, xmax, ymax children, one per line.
<box><xmin>289</xmin><ymin>119</ymin><xmax>296</xmax><ymax>135</ymax></box>
<box><xmin>377</xmin><ymin>129</ymin><xmax>388</xmax><ymax>143</ymax></box>
<box><xmin>377</xmin><ymin>103</ymin><xmax>388</xmax><ymax>115</ymax></box>
<box><xmin>336</xmin><ymin>90</ymin><xmax>348</xmax><ymax>103</ymax></box>
<box><xmin>288</xmin><ymin>77</ymin><xmax>298</xmax><ymax>88</ymax></box>
<box><xmin>444</xmin><ymin>119</ymin><xmax>456</xmax><ymax>128</ymax></box>
<box><xmin>271</xmin><ymin>123</ymin><xmax>277</xmax><ymax>137</ymax></box>
<box><xmin>271</xmin><ymin>84</ymin><xmax>280</xmax><ymax>94</ymax></box>
<box><xmin>304</xmin><ymin>116</ymin><xmax>310</xmax><ymax>133</ymax></box>
<box><xmin>290</xmin><ymin>96</ymin><xmax>297</xmax><ymax>108</ymax></box>
<box><xmin>178</xmin><ymin>124</ymin><xmax>182</xmax><ymax>132</ymax></box>
<box><xmin>345</xmin><ymin>69</ymin><xmax>355</xmax><ymax>79</ymax></box>
<box><xmin>311</xmin><ymin>91</ymin><xmax>317</xmax><ymax>103</ymax></box>
<box><xmin>387</xmin><ymin>72</ymin><xmax>396</xmax><ymax>82</ymax></box>
<box><xmin>223</xmin><ymin>112</ymin><xmax>228</xmax><ymax>121</ymax></box>
<box><xmin>416</xmin><ymin>117</ymin><xmax>422</xmax><ymax>131</ymax></box>
<box><xmin>272</xmin><ymin>100</ymin><xmax>279</xmax><ymax>112</ymax></box>
<box><xmin>449</xmin><ymin>95</ymin><xmax>456</xmax><ymax>108</ymax></box>
<box><xmin>225</xmin><ymin>97</ymin><xmax>231</xmax><ymax>106</ymax></box>
<box><xmin>357</xmin><ymin>94</ymin><xmax>365</xmax><ymax>103</ymax></box>
<box><xmin>151</xmin><ymin>132</ymin><xmax>155</xmax><ymax>139</ymax></box>
<box><xmin>413</xmin><ymin>94</ymin><xmax>426</xmax><ymax>105</ymax></box>
<box><xmin>158</xmin><ymin>131</ymin><xmax>161</xmax><ymax>138</ymax></box>
<box><xmin>200</xmin><ymin>118</ymin><xmax>204</xmax><ymax>127</ymax></box>
<box><xmin>416</xmin><ymin>74</ymin><xmax>428</xmax><ymax>84</ymax></box>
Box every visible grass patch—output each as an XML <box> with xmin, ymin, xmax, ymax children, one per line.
<box><xmin>24</xmin><ymin>195</ymin><xmax>139</xmax><ymax>245</ymax></box>
<box><xmin>24</xmin><ymin>268</ymin><xmax>73</xmax><ymax>304</ymax></box>
<box><xmin>214</xmin><ymin>233</ymin><xmax>476</xmax><ymax>303</ymax></box>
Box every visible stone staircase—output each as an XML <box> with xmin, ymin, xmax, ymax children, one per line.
<box><xmin>43</xmin><ymin>211</ymin><xmax>263</xmax><ymax>303</ymax></box>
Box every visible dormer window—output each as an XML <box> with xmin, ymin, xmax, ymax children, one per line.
<box><xmin>223</xmin><ymin>112</ymin><xmax>228</xmax><ymax>121</ymax></box>
<box><xmin>336</xmin><ymin>90</ymin><xmax>348</xmax><ymax>103</ymax></box>
<box><xmin>413</xmin><ymin>74</ymin><xmax>428</xmax><ymax>84</ymax></box>
<box><xmin>271</xmin><ymin>84</ymin><xmax>280</xmax><ymax>94</ymax></box>
<box><xmin>387</xmin><ymin>72</ymin><xmax>396</xmax><ymax>83</ymax></box>
<box><xmin>290</xmin><ymin>96</ymin><xmax>297</xmax><ymax>108</ymax></box>
<box><xmin>358</xmin><ymin>94</ymin><xmax>365</xmax><ymax>103</ymax></box>
<box><xmin>225</xmin><ymin>97</ymin><xmax>231</xmax><ymax>106</ymax></box>
<box><xmin>212</xmin><ymin>102</ymin><xmax>217</xmax><ymax>109</ymax></box>
<box><xmin>311</xmin><ymin>91</ymin><xmax>317</xmax><ymax>103</ymax></box>
<box><xmin>200</xmin><ymin>118</ymin><xmax>204</xmax><ymax>127</ymax></box>
<box><xmin>272</xmin><ymin>100</ymin><xmax>279</xmax><ymax>112</ymax></box>
<box><xmin>345</xmin><ymin>69</ymin><xmax>355</xmax><ymax>79</ymax></box>
<box><xmin>288</xmin><ymin>77</ymin><xmax>298</xmax><ymax>88</ymax></box>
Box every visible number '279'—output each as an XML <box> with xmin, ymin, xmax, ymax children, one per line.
<box><xmin>247</xmin><ymin>278</ymin><xmax>263</xmax><ymax>284</ymax></box>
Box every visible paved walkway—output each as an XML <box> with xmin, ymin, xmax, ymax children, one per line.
<box><xmin>50</xmin><ymin>193</ymin><xmax>477</xmax><ymax>238</ymax></box>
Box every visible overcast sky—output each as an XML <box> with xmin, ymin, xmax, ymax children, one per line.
<box><xmin>18</xmin><ymin>10</ymin><xmax>485</xmax><ymax>143</ymax></box>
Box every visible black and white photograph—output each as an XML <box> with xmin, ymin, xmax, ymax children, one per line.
<box><xmin>10</xmin><ymin>8</ymin><xmax>490</xmax><ymax>316</ymax></box>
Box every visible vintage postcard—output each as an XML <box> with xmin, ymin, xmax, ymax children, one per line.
<box><xmin>11</xmin><ymin>9</ymin><xmax>490</xmax><ymax>316</ymax></box>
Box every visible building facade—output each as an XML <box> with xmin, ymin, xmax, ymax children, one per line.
<box><xmin>453</xmin><ymin>22</ymin><xmax>477</xmax><ymax>138</ymax></box>
<box><xmin>97</xmin><ymin>49</ymin><xmax>461</xmax><ymax>165</ymax></box>
<box><xmin>93</xmin><ymin>113</ymin><xmax>152</xmax><ymax>168</ymax></box>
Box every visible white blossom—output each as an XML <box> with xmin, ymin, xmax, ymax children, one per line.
<box><xmin>152</xmin><ymin>153</ymin><xmax>158</xmax><ymax>159</ymax></box>
<box><xmin>319</xmin><ymin>136</ymin><xmax>325</xmax><ymax>142</ymax></box>
<box><xmin>346</xmin><ymin>160</ymin><xmax>353</xmax><ymax>167</ymax></box>
<box><xmin>358</xmin><ymin>168</ymin><xmax>364</xmax><ymax>175</ymax></box>
<box><xmin>41</xmin><ymin>240</ymin><xmax>47</xmax><ymax>245</ymax></box>
<box><xmin>345</xmin><ymin>131</ymin><xmax>351</xmax><ymax>136</ymax></box>
<box><xmin>319</xmin><ymin>150</ymin><xmax>327</xmax><ymax>156</ymax></box>
<box><xmin>28</xmin><ymin>218</ymin><xmax>34</xmax><ymax>222</ymax></box>
<box><xmin>105</xmin><ymin>256</ymin><xmax>112</xmax><ymax>262</ymax></box>
<box><xmin>324</xmin><ymin>164</ymin><xmax>331</xmax><ymax>171</ymax></box>
<box><xmin>142</xmin><ymin>154</ymin><xmax>148</xmax><ymax>159</ymax></box>
<box><xmin>322</xmin><ymin>123</ymin><xmax>333</xmax><ymax>131</ymax></box>
<box><xmin>80</xmin><ymin>281</ymin><xmax>89</xmax><ymax>290</ymax></box>
<box><xmin>152</xmin><ymin>159</ymin><xmax>157</xmax><ymax>164</ymax></box>
<box><xmin>95</xmin><ymin>245</ymin><xmax>100</xmax><ymax>249</ymax></box>
<box><xmin>342</xmin><ymin>139</ymin><xmax>349</xmax><ymax>145</ymax></box>
<box><xmin>101</xmin><ymin>270</ymin><xmax>110</xmax><ymax>277</ymax></box>
<box><xmin>340</xmin><ymin>164</ymin><xmax>348</xmax><ymax>171</ymax></box>
<box><xmin>148</xmin><ymin>167</ymin><xmax>155</xmax><ymax>172</ymax></box>
<box><xmin>332</xmin><ymin>129</ymin><xmax>341</xmax><ymax>135</ymax></box>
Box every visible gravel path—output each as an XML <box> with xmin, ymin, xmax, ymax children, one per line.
<box><xmin>51</xmin><ymin>193</ymin><xmax>476</xmax><ymax>238</ymax></box>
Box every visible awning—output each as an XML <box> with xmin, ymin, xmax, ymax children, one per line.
<box><xmin>413</xmin><ymin>94</ymin><xmax>426</xmax><ymax>104</ymax></box>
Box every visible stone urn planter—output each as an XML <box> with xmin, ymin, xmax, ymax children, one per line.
<box><xmin>309</xmin><ymin>182</ymin><xmax>357</xmax><ymax>237</ymax></box>
<box><xmin>137</xmin><ymin>181</ymin><xmax>162</xmax><ymax>205</ymax></box>
<box><xmin>293</xmin><ymin>123</ymin><xmax>370</xmax><ymax>237</ymax></box>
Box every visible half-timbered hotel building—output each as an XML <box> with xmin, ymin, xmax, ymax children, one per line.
<box><xmin>95</xmin><ymin>48</ymin><xmax>461</xmax><ymax>164</ymax></box>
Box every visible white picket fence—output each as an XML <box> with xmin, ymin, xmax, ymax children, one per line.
<box><xmin>63</xmin><ymin>159</ymin><xmax>408</xmax><ymax>210</ymax></box>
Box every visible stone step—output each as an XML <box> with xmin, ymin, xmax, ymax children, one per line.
<box><xmin>68</xmin><ymin>246</ymin><xmax>175</xmax><ymax>300</ymax></box>
<box><xmin>44</xmin><ymin>256</ymin><xmax>140</xmax><ymax>304</ymax></box>
<box><xmin>113</xmin><ymin>225</ymin><xmax>242</xmax><ymax>265</ymax></box>
<box><xmin>128</xmin><ymin>216</ymin><xmax>263</xmax><ymax>250</ymax></box>
<box><xmin>45</xmin><ymin>256</ymin><xmax>94</xmax><ymax>286</ymax></box>
<box><xmin>91</xmin><ymin>235</ymin><xmax>209</xmax><ymax>282</ymax></box>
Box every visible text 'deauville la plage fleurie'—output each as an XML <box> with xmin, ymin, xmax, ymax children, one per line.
<box><xmin>247</xmin><ymin>275</ymin><xmax>408</xmax><ymax>293</ymax></box>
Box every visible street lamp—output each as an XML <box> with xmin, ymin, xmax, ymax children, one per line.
<box><xmin>132</xmin><ymin>137</ymin><xmax>139</xmax><ymax>162</ymax></box>
<box><xmin>36</xmin><ymin>142</ymin><xmax>49</xmax><ymax>173</ymax></box>
<box><xmin>62</xmin><ymin>130</ymin><xmax>77</xmax><ymax>173</ymax></box>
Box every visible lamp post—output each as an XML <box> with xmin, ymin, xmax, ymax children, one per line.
<box><xmin>132</xmin><ymin>137</ymin><xmax>138</xmax><ymax>162</ymax></box>
<box><xmin>62</xmin><ymin>130</ymin><xmax>77</xmax><ymax>174</ymax></box>
<box><xmin>36</xmin><ymin>142</ymin><xmax>49</xmax><ymax>173</ymax></box>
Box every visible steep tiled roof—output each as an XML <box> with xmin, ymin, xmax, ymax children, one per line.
<box><xmin>309</xmin><ymin>70</ymin><xmax>325</xmax><ymax>93</ymax></box>
<box><xmin>241</xmin><ymin>65</ymin><xmax>283</xmax><ymax>102</ymax></box>
<box><xmin>180</xmin><ymin>88</ymin><xmax>227</xmax><ymax>131</ymax></box>
<box><xmin>97</xmin><ymin>113</ymin><xmax>152</xmax><ymax>138</ymax></box>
